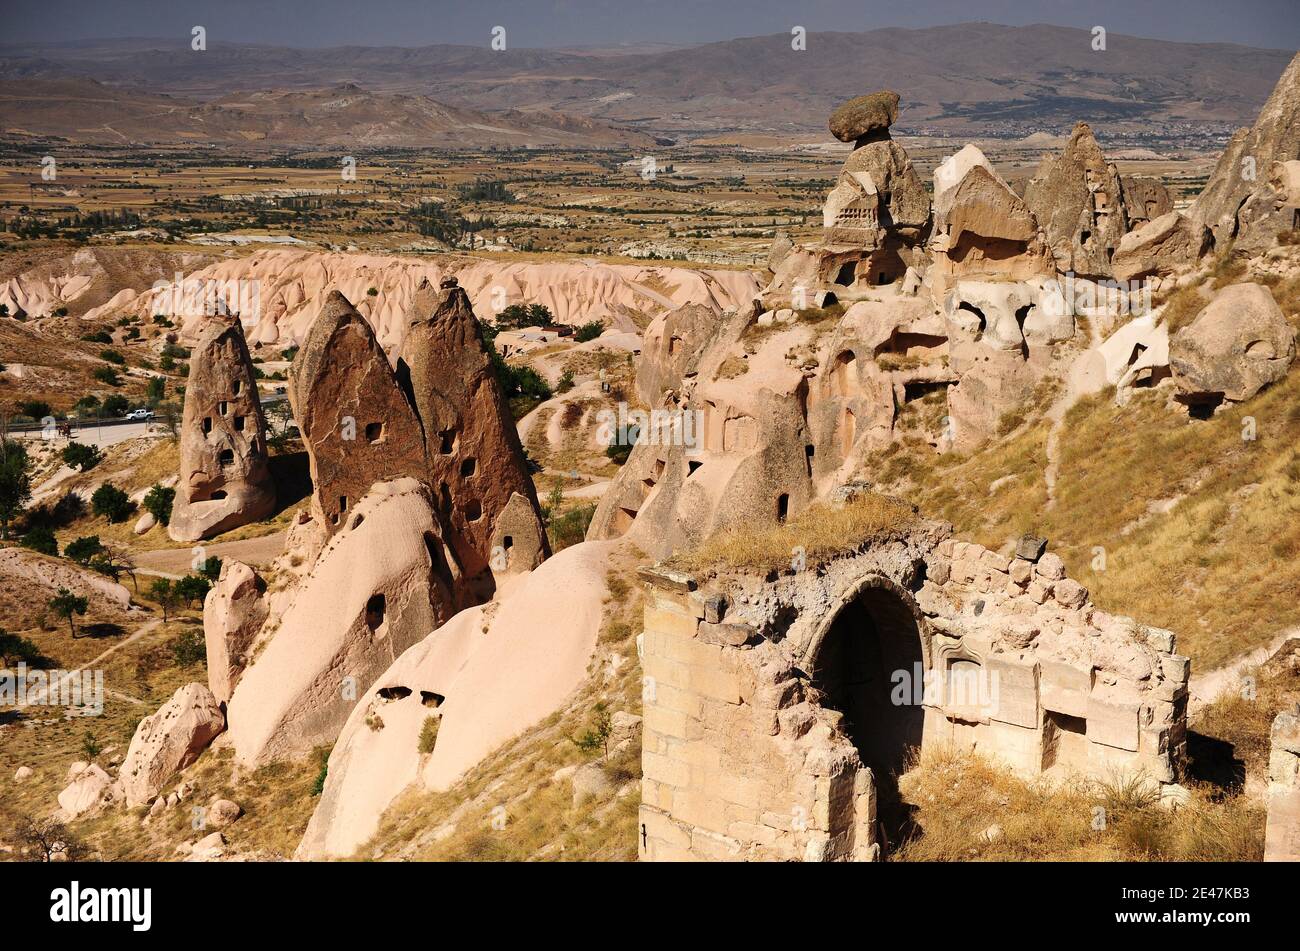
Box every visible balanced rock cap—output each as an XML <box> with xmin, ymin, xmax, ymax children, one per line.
<box><xmin>829</xmin><ymin>90</ymin><xmax>900</xmax><ymax>143</ymax></box>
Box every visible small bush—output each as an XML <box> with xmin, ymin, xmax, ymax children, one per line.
<box><xmin>61</xmin><ymin>441</ymin><xmax>102</xmax><ymax>472</ymax></box>
<box><xmin>91</xmin><ymin>483</ymin><xmax>131</xmax><ymax>522</ymax></box>
<box><xmin>171</xmin><ymin>629</ymin><xmax>205</xmax><ymax>667</ymax></box>
<box><xmin>21</xmin><ymin>525</ymin><xmax>58</xmax><ymax>556</ymax></box>
<box><xmin>418</xmin><ymin>715</ymin><xmax>440</xmax><ymax>754</ymax></box>
<box><xmin>142</xmin><ymin>483</ymin><xmax>175</xmax><ymax>526</ymax></box>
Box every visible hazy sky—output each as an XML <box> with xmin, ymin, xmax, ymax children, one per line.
<box><xmin>4</xmin><ymin>0</ymin><xmax>1299</xmax><ymax>50</ymax></box>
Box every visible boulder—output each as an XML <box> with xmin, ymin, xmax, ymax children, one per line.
<box><xmin>1112</xmin><ymin>213</ymin><xmax>1212</xmax><ymax>283</ymax></box>
<box><xmin>828</xmin><ymin>90</ymin><xmax>899</xmax><ymax>144</ymax></box>
<box><xmin>120</xmin><ymin>682</ymin><xmax>225</xmax><ymax>806</ymax></box>
<box><xmin>571</xmin><ymin>762</ymin><xmax>615</xmax><ymax>805</ymax></box>
<box><xmin>1170</xmin><ymin>283</ymin><xmax>1295</xmax><ymax>405</ymax></box>
<box><xmin>208</xmin><ymin>798</ymin><xmax>243</xmax><ymax>828</ymax></box>
<box><xmin>289</xmin><ymin>290</ymin><xmax>428</xmax><ymax>537</ymax></box>
<box><xmin>169</xmin><ymin>316</ymin><xmax>276</xmax><ymax>542</ymax></box>
<box><xmin>202</xmin><ymin>560</ymin><xmax>268</xmax><ymax>704</ymax></box>
<box><xmin>57</xmin><ymin>763</ymin><xmax>115</xmax><ymax>817</ymax></box>
<box><xmin>13</xmin><ymin>766</ymin><xmax>33</xmax><ymax>782</ymax></box>
<box><xmin>1119</xmin><ymin>175</ymin><xmax>1174</xmax><ymax>227</ymax></box>
<box><xmin>132</xmin><ymin>511</ymin><xmax>156</xmax><ymax>535</ymax></box>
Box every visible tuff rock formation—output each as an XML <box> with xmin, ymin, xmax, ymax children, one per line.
<box><xmin>1190</xmin><ymin>52</ymin><xmax>1300</xmax><ymax>251</ymax></box>
<box><xmin>1169</xmin><ymin>282</ymin><xmax>1295</xmax><ymax>411</ymax></box>
<box><xmin>226</xmin><ymin>478</ymin><xmax>457</xmax><ymax>765</ymax></box>
<box><xmin>1266</xmin><ymin>705</ymin><xmax>1300</xmax><ymax>862</ymax></box>
<box><xmin>169</xmin><ymin>316</ymin><xmax>277</xmax><ymax>542</ymax></box>
<box><xmin>290</xmin><ymin>290</ymin><xmax>428</xmax><ymax>535</ymax></box>
<box><xmin>1111</xmin><ymin>212</ymin><xmax>1212</xmax><ymax>283</ymax></box>
<box><xmin>399</xmin><ymin>276</ymin><xmax>548</xmax><ymax>598</ymax></box>
<box><xmin>120</xmin><ymin>682</ymin><xmax>225</xmax><ymax>807</ymax></box>
<box><xmin>1119</xmin><ymin>175</ymin><xmax>1174</xmax><ymax>227</ymax></box>
<box><xmin>297</xmin><ymin>539</ymin><xmax>615</xmax><ymax>859</ymax></box>
<box><xmin>1023</xmin><ymin>122</ymin><xmax>1129</xmax><ymax>278</ymax></box>
<box><xmin>202</xmin><ymin>560</ymin><xmax>267</xmax><ymax>705</ymax></box>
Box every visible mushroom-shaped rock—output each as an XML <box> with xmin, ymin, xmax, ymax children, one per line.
<box><xmin>169</xmin><ymin>317</ymin><xmax>276</xmax><ymax>542</ymax></box>
<box><xmin>202</xmin><ymin>559</ymin><xmax>268</xmax><ymax>704</ymax></box>
<box><xmin>829</xmin><ymin>90</ymin><xmax>900</xmax><ymax>144</ymax></box>
<box><xmin>120</xmin><ymin>682</ymin><xmax>225</xmax><ymax>807</ymax></box>
<box><xmin>1170</xmin><ymin>283</ymin><xmax>1295</xmax><ymax>406</ymax></box>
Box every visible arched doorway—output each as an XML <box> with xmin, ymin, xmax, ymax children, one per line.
<box><xmin>807</xmin><ymin>578</ymin><xmax>926</xmax><ymax>851</ymax></box>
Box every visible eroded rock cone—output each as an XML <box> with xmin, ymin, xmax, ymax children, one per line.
<box><xmin>398</xmin><ymin>277</ymin><xmax>548</xmax><ymax>597</ymax></box>
<box><xmin>169</xmin><ymin>316</ymin><xmax>276</xmax><ymax>542</ymax></box>
<box><xmin>1023</xmin><ymin>122</ymin><xmax>1128</xmax><ymax>279</ymax></box>
<box><xmin>120</xmin><ymin>682</ymin><xmax>225</xmax><ymax>807</ymax></box>
<box><xmin>290</xmin><ymin>289</ymin><xmax>428</xmax><ymax>535</ymax></box>
<box><xmin>1190</xmin><ymin>52</ymin><xmax>1300</xmax><ymax>250</ymax></box>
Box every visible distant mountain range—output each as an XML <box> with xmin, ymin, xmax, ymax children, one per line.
<box><xmin>0</xmin><ymin>23</ymin><xmax>1294</xmax><ymax>145</ymax></box>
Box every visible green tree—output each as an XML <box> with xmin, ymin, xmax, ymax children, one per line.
<box><xmin>81</xmin><ymin>731</ymin><xmax>102</xmax><ymax>761</ymax></box>
<box><xmin>48</xmin><ymin>588</ymin><xmax>89</xmax><ymax>637</ymax></box>
<box><xmin>174</xmin><ymin>574</ymin><xmax>212</xmax><ymax>608</ymax></box>
<box><xmin>18</xmin><ymin>400</ymin><xmax>52</xmax><ymax>420</ymax></box>
<box><xmin>61</xmin><ymin>441</ymin><xmax>102</xmax><ymax>472</ymax></box>
<box><xmin>145</xmin><ymin>376</ymin><xmax>165</xmax><ymax>403</ymax></box>
<box><xmin>568</xmin><ymin>701</ymin><xmax>613</xmax><ymax>759</ymax></box>
<box><xmin>148</xmin><ymin>577</ymin><xmax>177</xmax><ymax>622</ymax></box>
<box><xmin>98</xmin><ymin>349</ymin><xmax>125</xmax><ymax>366</ymax></box>
<box><xmin>198</xmin><ymin>555</ymin><xmax>223</xmax><ymax>582</ymax></box>
<box><xmin>93</xmin><ymin>366</ymin><xmax>121</xmax><ymax>386</ymax></box>
<box><xmin>0</xmin><ymin>628</ymin><xmax>48</xmax><ymax>667</ymax></box>
<box><xmin>0</xmin><ymin>439</ymin><xmax>32</xmax><ymax>539</ymax></box>
<box><xmin>172</xmin><ymin>629</ymin><xmax>205</xmax><ymax>666</ymax></box>
<box><xmin>142</xmin><ymin>483</ymin><xmax>175</xmax><ymax>526</ymax></box>
<box><xmin>20</xmin><ymin>525</ymin><xmax>58</xmax><ymax>556</ymax></box>
<box><xmin>574</xmin><ymin>320</ymin><xmax>605</xmax><ymax>343</ymax></box>
<box><xmin>102</xmin><ymin>394</ymin><xmax>129</xmax><ymax>417</ymax></box>
<box><xmin>556</xmin><ymin>369</ymin><xmax>575</xmax><ymax>394</ymax></box>
<box><xmin>90</xmin><ymin>484</ymin><xmax>131</xmax><ymax>522</ymax></box>
<box><xmin>64</xmin><ymin>535</ymin><xmax>105</xmax><ymax>565</ymax></box>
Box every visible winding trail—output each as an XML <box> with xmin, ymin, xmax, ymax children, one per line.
<box><xmin>16</xmin><ymin>620</ymin><xmax>161</xmax><ymax>710</ymax></box>
<box><xmin>1188</xmin><ymin>627</ymin><xmax>1299</xmax><ymax>715</ymax></box>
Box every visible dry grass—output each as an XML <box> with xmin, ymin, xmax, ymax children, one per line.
<box><xmin>894</xmin><ymin>745</ymin><xmax>1264</xmax><ymax>862</ymax></box>
<box><xmin>668</xmin><ymin>492</ymin><xmax>918</xmax><ymax>574</ymax></box>
<box><xmin>1158</xmin><ymin>285</ymin><xmax>1206</xmax><ymax>334</ymax></box>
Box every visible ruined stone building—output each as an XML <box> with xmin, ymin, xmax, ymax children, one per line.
<box><xmin>637</xmin><ymin>522</ymin><xmax>1189</xmax><ymax>861</ymax></box>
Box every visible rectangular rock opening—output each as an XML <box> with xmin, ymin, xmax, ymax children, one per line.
<box><xmin>1042</xmin><ymin>710</ymin><xmax>1089</xmax><ymax>772</ymax></box>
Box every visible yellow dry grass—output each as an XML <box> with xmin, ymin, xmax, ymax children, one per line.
<box><xmin>669</xmin><ymin>492</ymin><xmax>918</xmax><ymax>574</ymax></box>
<box><xmin>894</xmin><ymin>745</ymin><xmax>1263</xmax><ymax>862</ymax></box>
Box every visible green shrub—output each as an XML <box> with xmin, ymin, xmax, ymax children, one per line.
<box><xmin>574</xmin><ymin>320</ymin><xmax>605</xmax><ymax>343</ymax></box>
<box><xmin>64</xmin><ymin>535</ymin><xmax>104</xmax><ymax>565</ymax></box>
<box><xmin>90</xmin><ymin>483</ymin><xmax>131</xmax><ymax>522</ymax></box>
<box><xmin>142</xmin><ymin>483</ymin><xmax>175</xmax><ymax>526</ymax></box>
<box><xmin>418</xmin><ymin>716</ymin><xmax>440</xmax><ymax>754</ymax></box>
<box><xmin>171</xmin><ymin>629</ymin><xmax>205</xmax><ymax>667</ymax></box>
<box><xmin>21</xmin><ymin>525</ymin><xmax>58</xmax><ymax>556</ymax></box>
<box><xmin>61</xmin><ymin>441</ymin><xmax>102</xmax><ymax>472</ymax></box>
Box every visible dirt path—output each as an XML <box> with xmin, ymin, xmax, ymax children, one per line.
<box><xmin>1188</xmin><ymin>627</ymin><xmax>1299</xmax><ymax>714</ymax></box>
<box><xmin>1043</xmin><ymin>319</ymin><xmax>1104</xmax><ymax>508</ymax></box>
<box><xmin>133</xmin><ymin>530</ymin><xmax>286</xmax><ymax>578</ymax></box>
<box><xmin>17</xmin><ymin>619</ymin><xmax>160</xmax><ymax>710</ymax></box>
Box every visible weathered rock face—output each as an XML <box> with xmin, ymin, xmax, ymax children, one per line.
<box><xmin>1169</xmin><ymin>282</ymin><xmax>1295</xmax><ymax>408</ymax></box>
<box><xmin>638</xmin><ymin>528</ymin><xmax>1189</xmax><ymax>861</ymax></box>
<box><xmin>226</xmin><ymin>478</ymin><xmax>456</xmax><ymax>765</ymax></box>
<box><xmin>637</xmin><ymin>302</ymin><xmax>726</xmax><ymax>406</ymax></box>
<box><xmin>297</xmin><ymin>539</ymin><xmax>615</xmax><ymax>859</ymax></box>
<box><xmin>929</xmin><ymin>161</ymin><xmax>1054</xmax><ymax>298</ymax></box>
<box><xmin>290</xmin><ymin>290</ymin><xmax>427</xmax><ymax>535</ymax></box>
<box><xmin>120</xmin><ymin>682</ymin><xmax>225</xmax><ymax>806</ymax></box>
<box><xmin>1111</xmin><ymin>212</ymin><xmax>1212</xmax><ymax>283</ymax></box>
<box><xmin>58</xmin><ymin>764</ymin><xmax>117</xmax><ymax>818</ymax></box>
<box><xmin>398</xmin><ymin>278</ymin><xmax>548</xmax><ymax>596</ymax></box>
<box><xmin>169</xmin><ymin>317</ymin><xmax>276</xmax><ymax>542</ymax></box>
<box><xmin>202</xmin><ymin>560</ymin><xmax>267</xmax><ymax>705</ymax></box>
<box><xmin>1190</xmin><ymin>52</ymin><xmax>1300</xmax><ymax>249</ymax></box>
<box><xmin>1120</xmin><ymin>175</ymin><xmax>1174</xmax><ymax>227</ymax></box>
<box><xmin>1023</xmin><ymin>122</ymin><xmax>1128</xmax><ymax>279</ymax></box>
<box><xmin>1266</xmin><ymin>705</ymin><xmax>1300</xmax><ymax>862</ymax></box>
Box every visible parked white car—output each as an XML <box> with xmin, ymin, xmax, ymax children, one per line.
<box><xmin>124</xmin><ymin>409</ymin><xmax>155</xmax><ymax>421</ymax></box>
